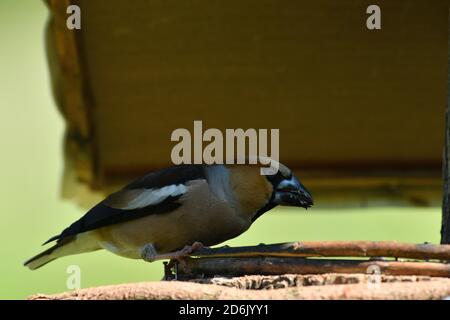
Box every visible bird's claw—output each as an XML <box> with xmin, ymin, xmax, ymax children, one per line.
<box><xmin>166</xmin><ymin>242</ymin><xmax>205</xmax><ymax>280</ymax></box>
<box><xmin>181</xmin><ymin>241</ymin><xmax>204</xmax><ymax>256</ymax></box>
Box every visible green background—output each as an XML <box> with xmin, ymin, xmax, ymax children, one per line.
<box><xmin>0</xmin><ymin>0</ymin><xmax>442</xmax><ymax>299</ymax></box>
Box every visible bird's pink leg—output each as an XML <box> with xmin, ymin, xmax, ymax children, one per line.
<box><xmin>141</xmin><ymin>241</ymin><xmax>204</xmax><ymax>263</ymax></box>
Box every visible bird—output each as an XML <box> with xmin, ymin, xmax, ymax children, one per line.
<box><xmin>24</xmin><ymin>159</ymin><xmax>313</xmax><ymax>270</ymax></box>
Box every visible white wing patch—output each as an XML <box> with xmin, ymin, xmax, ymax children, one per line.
<box><xmin>120</xmin><ymin>184</ymin><xmax>188</xmax><ymax>210</ymax></box>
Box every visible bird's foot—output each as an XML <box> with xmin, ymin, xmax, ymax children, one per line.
<box><xmin>141</xmin><ymin>241</ymin><xmax>204</xmax><ymax>263</ymax></box>
<box><xmin>142</xmin><ymin>242</ymin><xmax>204</xmax><ymax>281</ymax></box>
<box><xmin>178</xmin><ymin>241</ymin><xmax>205</xmax><ymax>257</ymax></box>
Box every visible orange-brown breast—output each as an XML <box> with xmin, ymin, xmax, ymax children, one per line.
<box><xmin>227</xmin><ymin>165</ymin><xmax>273</xmax><ymax>219</ymax></box>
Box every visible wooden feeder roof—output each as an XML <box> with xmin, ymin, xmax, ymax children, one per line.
<box><xmin>45</xmin><ymin>0</ymin><xmax>448</xmax><ymax>207</ymax></box>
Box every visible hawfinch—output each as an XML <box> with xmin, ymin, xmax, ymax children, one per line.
<box><xmin>24</xmin><ymin>161</ymin><xmax>313</xmax><ymax>270</ymax></box>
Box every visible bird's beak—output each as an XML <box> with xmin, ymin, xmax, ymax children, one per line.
<box><xmin>274</xmin><ymin>177</ymin><xmax>314</xmax><ymax>209</ymax></box>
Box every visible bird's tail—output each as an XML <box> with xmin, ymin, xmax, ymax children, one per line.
<box><xmin>23</xmin><ymin>245</ymin><xmax>59</xmax><ymax>270</ymax></box>
<box><xmin>24</xmin><ymin>233</ymin><xmax>101</xmax><ymax>270</ymax></box>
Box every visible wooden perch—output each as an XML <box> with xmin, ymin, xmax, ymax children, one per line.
<box><xmin>178</xmin><ymin>257</ymin><xmax>450</xmax><ymax>278</ymax></box>
<box><xmin>191</xmin><ymin>241</ymin><xmax>450</xmax><ymax>261</ymax></box>
<box><xmin>166</xmin><ymin>241</ymin><xmax>450</xmax><ymax>279</ymax></box>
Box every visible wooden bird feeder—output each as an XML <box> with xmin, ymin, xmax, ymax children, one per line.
<box><xmin>36</xmin><ymin>0</ymin><xmax>450</xmax><ymax>300</ymax></box>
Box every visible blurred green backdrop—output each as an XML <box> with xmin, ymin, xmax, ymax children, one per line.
<box><xmin>0</xmin><ymin>0</ymin><xmax>442</xmax><ymax>299</ymax></box>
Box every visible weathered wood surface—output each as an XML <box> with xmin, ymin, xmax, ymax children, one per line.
<box><xmin>192</xmin><ymin>274</ymin><xmax>435</xmax><ymax>290</ymax></box>
<box><xmin>191</xmin><ymin>241</ymin><xmax>450</xmax><ymax>261</ymax></box>
<box><xmin>29</xmin><ymin>276</ymin><xmax>450</xmax><ymax>300</ymax></box>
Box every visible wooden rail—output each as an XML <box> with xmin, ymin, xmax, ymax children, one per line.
<box><xmin>178</xmin><ymin>257</ymin><xmax>450</xmax><ymax>278</ymax></box>
<box><xmin>191</xmin><ymin>241</ymin><xmax>450</xmax><ymax>261</ymax></box>
<box><xmin>170</xmin><ymin>241</ymin><xmax>450</xmax><ymax>279</ymax></box>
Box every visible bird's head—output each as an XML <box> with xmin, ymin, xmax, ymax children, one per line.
<box><xmin>264</xmin><ymin>162</ymin><xmax>313</xmax><ymax>209</ymax></box>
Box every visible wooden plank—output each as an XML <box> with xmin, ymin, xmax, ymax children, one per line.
<box><xmin>178</xmin><ymin>257</ymin><xmax>450</xmax><ymax>278</ymax></box>
<box><xmin>191</xmin><ymin>241</ymin><xmax>450</xmax><ymax>261</ymax></box>
<box><xmin>45</xmin><ymin>0</ymin><xmax>99</xmax><ymax>191</ymax></box>
<box><xmin>44</xmin><ymin>0</ymin><xmax>447</xmax><ymax>207</ymax></box>
<box><xmin>441</xmin><ymin>7</ymin><xmax>450</xmax><ymax>244</ymax></box>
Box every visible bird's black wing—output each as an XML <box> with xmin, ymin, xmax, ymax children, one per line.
<box><xmin>43</xmin><ymin>165</ymin><xmax>206</xmax><ymax>245</ymax></box>
<box><xmin>123</xmin><ymin>164</ymin><xmax>205</xmax><ymax>190</ymax></box>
